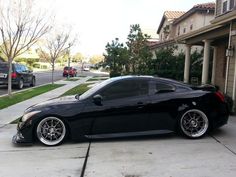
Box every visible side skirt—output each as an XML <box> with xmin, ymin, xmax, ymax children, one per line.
<box><xmin>85</xmin><ymin>129</ymin><xmax>173</xmax><ymax>139</ymax></box>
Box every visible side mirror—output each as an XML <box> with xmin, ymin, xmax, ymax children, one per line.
<box><xmin>75</xmin><ymin>94</ymin><xmax>80</xmax><ymax>100</ymax></box>
<box><xmin>93</xmin><ymin>94</ymin><xmax>102</xmax><ymax>106</ymax></box>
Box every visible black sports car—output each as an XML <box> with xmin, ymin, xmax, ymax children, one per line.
<box><xmin>13</xmin><ymin>76</ymin><xmax>229</xmax><ymax>146</ymax></box>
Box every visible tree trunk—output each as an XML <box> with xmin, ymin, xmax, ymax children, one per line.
<box><xmin>7</xmin><ymin>59</ymin><xmax>13</xmax><ymax>96</ymax></box>
<box><xmin>51</xmin><ymin>61</ymin><xmax>55</xmax><ymax>84</ymax></box>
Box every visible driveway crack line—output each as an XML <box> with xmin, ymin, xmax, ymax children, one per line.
<box><xmin>80</xmin><ymin>140</ymin><xmax>91</xmax><ymax>177</ymax></box>
<box><xmin>210</xmin><ymin>134</ymin><xmax>236</xmax><ymax>156</ymax></box>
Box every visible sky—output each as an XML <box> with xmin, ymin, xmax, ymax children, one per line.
<box><xmin>39</xmin><ymin>0</ymin><xmax>212</xmax><ymax>57</ymax></box>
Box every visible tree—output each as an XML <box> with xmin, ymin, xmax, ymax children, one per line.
<box><xmin>73</xmin><ymin>52</ymin><xmax>84</xmax><ymax>63</ymax></box>
<box><xmin>39</xmin><ymin>30</ymin><xmax>76</xmax><ymax>84</ymax></box>
<box><xmin>126</xmin><ymin>24</ymin><xmax>153</xmax><ymax>74</ymax></box>
<box><xmin>104</xmin><ymin>38</ymin><xmax>129</xmax><ymax>77</ymax></box>
<box><xmin>0</xmin><ymin>0</ymin><xmax>51</xmax><ymax>95</ymax></box>
<box><xmin>89</xmin><ymin>55</ymin><xmax>104</xmax><ymax>64</ymax></box>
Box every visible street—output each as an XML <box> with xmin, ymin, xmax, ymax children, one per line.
<box><xmin>0</xmin><ymin>69</ymin><xmax>108</xmax><ymax>96</ymax></box>
<box><xmin>0</xmin><ymin>118</ymin><xmax>235</xmax><ymax>177</ymax></box>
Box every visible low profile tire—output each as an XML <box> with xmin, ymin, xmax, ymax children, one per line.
<box><xmin>179</xmin><ymin>109</ymin><xmax>209</xmax><ymax>139</ymax></box>
<box><xmin>30</xmin><ymin>77</ymin><xmax>36</xmax><ymax>87</ymax></box>
<box><xmin>36</xmin><ymin>117</ymin><xmax>67</xmax><ymax>146</ymax></box>
<box><xmin>17</xmin><ymin>79</ymin><xmax>24</xmax><ymax>89</ymax></box>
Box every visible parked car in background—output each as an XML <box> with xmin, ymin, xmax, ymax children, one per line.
<box><xmin>83</xmin><ymin>66</ymin><xmax>90</xmax><ymax>71</ymax></box>
<box><xmin>13</xmin><ymin>76</ymin><xmax>229</xmax><ymax>146</ymax></box>
<box><xmin>0</xmin><ymin>62</ymin><xmax>35</xmax><ymax>89</ymax></box>
<box><xmin>63</xmin><ymin>66</ymin><xmax>77</xmax><ymax>77</ymax></box>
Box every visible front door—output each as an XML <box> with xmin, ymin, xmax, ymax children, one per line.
<box><xmin>83</xmin><ymin>79</ymin><xmax>151</xmax><ymax>135</ymax></box>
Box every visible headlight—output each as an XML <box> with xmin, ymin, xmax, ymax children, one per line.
<box><xmin>22</xmin><ymin>111</ymin><xmax>41</xmax><ymax>122</ymax></box>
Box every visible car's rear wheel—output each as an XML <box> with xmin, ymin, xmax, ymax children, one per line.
<box><xmin>36</xmin><ymin>117</ymin><xmax>67</xmax><ymax>146</ymax></box>
<box><xmin>17</xmin><ymin>79</ymin><xmax>24</xmax><ymax>89</ymax></box>
<box><xmin>179</xmin><ymin>109</ymin><xmax>209</xmax><ymax>138</ymax></box>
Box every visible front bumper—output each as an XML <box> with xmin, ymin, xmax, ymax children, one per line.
<box><xmin>12</xmin><ymin>132</ymin><xmax>32</xmax><ymax>145</ymax></box>
<box><xmin>12</xmin><ymin>119</ymin><xmax>34</xmax><ymax>145</ymax></box>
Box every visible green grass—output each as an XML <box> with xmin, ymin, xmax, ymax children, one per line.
<box><xmin>87</xmin><ymin>77</ymin><xmax>108</xmax><ymax>82</ymax></box>
<box><xmin>61</xmin><ymin>83</ymin><xmax>91</xmax><ymax>97</ymax></box>
<box><xmin>64</xmin><ymin>78</ymin><xmax>79</xmax><ymax>81</ymax></box>
<box><xmin>0</xmin><ymin>84</ymin><xmax>64</xmax><ymax>110</ymax></box>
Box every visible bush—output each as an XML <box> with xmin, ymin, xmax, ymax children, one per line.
<box><xmin>110</xmin><ymin>71</ymin><xmax>121</xmax><ymax>78</ymax></box>
<box><xmin>33</xmin><ymin>63</ymin><xmax>40</xmax><ymax>68</ymax></box>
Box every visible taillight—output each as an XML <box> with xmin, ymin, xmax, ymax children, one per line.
<box><xmin>11</xmin><ymin>72</ymin><xmax>17</xmax><ymax>79</ymax></box>
<box><xmin>215</xmin><ymin>91</ymin><xmax>225</xmax><ymax>102</ymax></box>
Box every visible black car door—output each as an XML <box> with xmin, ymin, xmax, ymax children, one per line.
<box><xmin>148</xmin><ymin>80</ymin><xmax>177</xmax><ymax>131</ymax></box>
<box><xmin>83</xmin><ymin>79</ymin><xmax>151</xmax><ymax>135</ymax></box>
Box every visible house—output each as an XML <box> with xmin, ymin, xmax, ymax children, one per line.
<box><xmin>150</xmin><ymin>11</ymin><xmax>185</xmax><ymax>58</ymax></box>
<box><xmin>176</xmin><ymin>0</ymin><xmax>236</xmax><ymax>107</ymax></box>
<box><xmin>157</xmin><ymin>11</ymin><xmax>185</xmax><ymax>42</ymax></box>
<box><xmin>151</xmin><ymin>3</ymin><xmax>215</xmax><ymax>57</ymax></box>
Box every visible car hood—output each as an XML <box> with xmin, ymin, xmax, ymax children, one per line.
<box><xmin>25</xmin><ymin>96</ymin><xmax>80</xmax><ymax>113</ymax></box>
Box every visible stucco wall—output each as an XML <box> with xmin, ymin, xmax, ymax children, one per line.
<box><xmin>216</xmin><ymin>0</ymin><xmax>222</xmax><ymax>16</ymax></box>
<box><xmin>159</xmin><ymin>19</ymin><xmax>173</xmax><ymax>42</ymax></box>
<box><xmin>175</xmin><ymin>12</ymin><xmax>214</xmax><ymax>36</ymax></box>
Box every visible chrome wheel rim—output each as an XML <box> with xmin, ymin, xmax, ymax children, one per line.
<box><xmin>180</xmin><ymin>109</ymin><xmax>209</xmax><ymax>138</ymax></box>
<box><xmin>37</xmin><ymin>117</ymin><xmax>66</xmax><ymax>146</ymax></box>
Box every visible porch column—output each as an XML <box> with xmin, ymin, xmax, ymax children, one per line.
<box><xmin>202</xmin><ymin>40</ymin><xmax>212</xmax><ymax>84</ymax></box>
<box><xmin>184</xmin><ymin>44</ymin><xmax>191</xmax><ymax>83</ymax></box>
<box><xmin>211</xmin><ymin>47</ymin><xmax>217</xmax><ymax>85</ymax></box>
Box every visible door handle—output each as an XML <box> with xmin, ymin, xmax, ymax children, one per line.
<box><xmin>137</xmin><ymin>102</ymin><xmax>144</xmax><ymax>108</ymax></box>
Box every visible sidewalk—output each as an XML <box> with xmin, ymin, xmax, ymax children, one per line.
<box><xmin>0</xmin><ymin>76</ymin><xmax>92</xmax><ymax>125</ymax></box>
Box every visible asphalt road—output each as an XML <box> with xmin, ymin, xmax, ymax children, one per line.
<box><xmin>0</xmin><ymin>70</ymin><xmax>63</xmax><ymax>96</ymax></box>
<box><xmin>0</xmin><ymin>69</ymin><xmax>108</xmax><ymax>96</ymax></box>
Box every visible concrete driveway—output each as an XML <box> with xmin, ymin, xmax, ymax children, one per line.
<box><xmin>0</xmin><ymin>118</ymin><xmax>236</xmax><ymax>177</ymax></box>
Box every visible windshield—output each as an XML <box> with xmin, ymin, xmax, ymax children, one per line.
<box><xmin>79</xmin><ymin>78</ymin><xmax>114</xmax><ymax>100</ymax></box>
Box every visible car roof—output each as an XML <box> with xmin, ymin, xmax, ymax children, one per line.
<box><xmin>109</xmin><ymin>75</ymin><xmax>191</xmax><ymax>88</ymax></box>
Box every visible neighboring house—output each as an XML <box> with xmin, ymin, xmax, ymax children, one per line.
<box><xmin>176</xmin><ymin>0</ymin><xmax>236</xmax><ymax>108</ymax></box>
<box><xmin>157</xmin><ymin>11</ymin><xmax>185</xmax><ymax>42</ymax></box>
<box><xmin>150</xmin><ymin>11</ymin><xmax>185</xmax><ymax>58</ymax></box>
<box><xmin>151</xmin><ymin>3</ymin><xmax>215</xmax><ymax>57</ymax></box>
<box><xmin>173</xmin><ymin>3</ymin><xmax>215</xmax><ymax>37</ymax></box>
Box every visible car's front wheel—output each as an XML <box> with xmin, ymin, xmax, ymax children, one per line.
<box><xmin>179</xmin><ymin>109</ymin><xmax>209</xmax><ymax>138</ymax></box>
<box><xmin>36</xmin><ymin>117</ymin><xmax>67</xmax><ymax>146</ymax></box>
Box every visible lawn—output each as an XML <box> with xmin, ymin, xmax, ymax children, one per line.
<box><xmin>61</xmin><ymin>83</ymin><xmax>91</xmax><ymax>96</ymax></box>
<box><xmin>0</xmin><ymin>84</ymin><xmax>64</xmax><ymax>110</ymax></box>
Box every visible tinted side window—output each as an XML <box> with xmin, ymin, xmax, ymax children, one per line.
<box><xmin>155</xmin><ymin>83</ymin><xmax>175</xmax><ymax>94</ymax></box>
<box><xmin>100</xmin><ymin>80</ymin><xmax>149</xmax><ymax>100</ymax></box>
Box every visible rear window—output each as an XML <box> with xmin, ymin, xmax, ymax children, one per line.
<box><xmin>0</xmin><ymin>63</ymin><xmax>9</xmax><ymax>72</ymax></box>
<box><xmin>64</xmin><ymin>67</ymin><xmax>72</xmax><ymax>70</ymax></box>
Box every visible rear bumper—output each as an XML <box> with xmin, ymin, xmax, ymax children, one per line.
<box><xmin>0</xmin><ymin>78</ymin><xmax>20</xmax><ymax>85</ymax></box>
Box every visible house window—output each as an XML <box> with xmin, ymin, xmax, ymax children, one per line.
<box><xmin>222</xmin><ymin>0</ymin><xmax>235</xmax><ymax>14</ymax></box>
<box><xmin>177</xmin><ymin>26</ymin><xmax>180</xmax><ymax>36</ymax></box>
<box><xmin>183</xmin><ymin>28</ymin><xmax>186</xmax><ymax>34</ymax></box>
<box><xmin>190</xmin><ymin>24</ymin><xmax>193</xmax><ymax>30</ymax></box>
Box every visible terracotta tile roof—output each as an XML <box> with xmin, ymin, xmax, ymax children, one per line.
<box><xmin>173</xmin><ymin>2</ymin><xmax>215</xmax><ymax>25</ymax></box>
<box><xmin>164</xmin><ymin>11</ymin><xmax>185</xmax><ymax>19</ymax></box>
<box><xmin>194</xmin><ymin>2</ymin><xmax>215</xmax><ymax>9</ymax></box>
